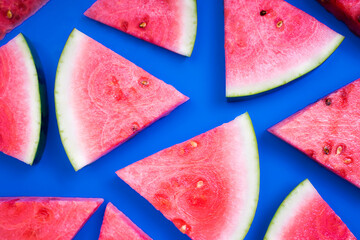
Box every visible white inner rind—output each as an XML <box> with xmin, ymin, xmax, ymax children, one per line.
<box><xmin>226</xmin><ymin>34</ymin><xmax>344</xmax><ymax>97</ymax></box>
<box><xmin>229</xmin><ymin>113</ymin><xmax>260</xmax><ymax>240</ymax></box>
<box><xmin>177</xmin><ymin>0</ymin><xmax>197</xmax><ymax>57</ymax></box>
<box><xmin>55</xmin><ymin>29</ymin><xmax>88</xmax><ymax>171</ymax></box>
<box><xmin>15</xmin><ymin>34</ymin><xmax>42</xmax><ymax>165</ymax></box>
<box><xmin>264</xmin><ymin>179</ymin><xmax>315</xmax><ymax>240</ymax></box>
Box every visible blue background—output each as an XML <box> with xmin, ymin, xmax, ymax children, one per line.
<box><xmin>0</xmin><ymin>0</ymin><xmax>359</xmax><ymax>239</ymax></box>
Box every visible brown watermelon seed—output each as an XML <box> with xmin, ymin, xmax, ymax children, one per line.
<box><xmin>323</xmin><ymin>146</ymin><xmax>331</xmax><ymax>155</ymax></box>
<box><xmin>358</xmin><ymin>15</ymin><xmax>360</xmax><ymax>23</ymax></box>
<box><xmin>6</xmin><ymin>10</ymin><xmax>13</xmax><ymax>19</ymax></box>
<box><xmin>139</xmin><ymin>22</ymin><xmax>147</xmax><ymax>28</ymax></box>
<box><xmin>131</xmin><ymin>123</ymin><xmax>139</xmax><ymax>132</ymax></box>
<box><xmin>260</xmin><ymin>10</ymin><xmax>267</xmax><ymax>16</ymax></box>
<box><xmin>141</xmin><ymin>80</ymin><xmax>149</xmax><ymax>86</ymax></box>
<box><xmin>138</xmin><ymin>77</ymin><xmax>150</xmax><ymax>86</ymax></box>
<box><xmin>276</xmin><ymin>20</ymin><xmax>283</xmax><ymax>28</ymax></box>
<box><xmin>325</xmin><ymin>98</ymin><xmax>332</xmax><ymax>106</ymax></box>
<box><xmin>344</xmin><ymin>157</ymin><xmax>353</xmax><ymax>164</ymax></box>
<box><xmin>197</xmin><ymin>180</ymin><xmax>204</xmax><ymax>188</ymax></box>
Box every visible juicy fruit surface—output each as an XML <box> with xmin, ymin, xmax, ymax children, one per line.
<box><xmin>318</xmin><ymin>0</ymin><xmax>360</xmax><ymax>36</ymax></box>
<box><xmin>55</xmin><ymin>29</ymin><xmax>188</xmax><ymax>170</ymax></box>
<box><xmin>117</xmin><ymin>113</ymin><xmax>259</xmax><ymax>240</ymax></box>
<box><xmin>84</xmin><ymin>0</ymin><xmax>197</xmax><ymax>56</ymax></box>
<box><xmin>0</xmin><ymin>0</ymin><xmax>49</xmax><ymax>39</ymax></box>
<box><xmin>99</xmin><ymin>203</ymin><xmax>152</xmax><ymax>240</ymax></box>
<box><xmin>269</xmin><ymin>79</ymin><xmax>360</xmax><ymax>188</ymax></box>
<box><xmin>225</xmin><ymin>0</ymin><xmax>343</xmax><ymax>97</ymax></box>
<box><xmin>264</xmin><ymin>180</ymin><xmax>356</xmax><ymax>240</ymax></box>
<box><xmin>0</xmin><ymin>197</ymin><xmax>103</xmax><ymax>240</ymax></box>
<box><xmin>0</xmin><ymin>34</ymin><xmax>41</xmax><ymax>164</ymax></box>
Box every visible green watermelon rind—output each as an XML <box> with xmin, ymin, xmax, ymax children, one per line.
<box><xmin>263</xmin><ymin>179</ymin><xmax>313</xmax><ymax>240</ymax></box>
<box><xmin>231</xmin><ymin>112</ymin><xmax>260</xmax><ymax>240</ymax></box>
<box><xmin>7</xmin><ymin>34</ymin><xmax>47</xmax><ymax>165</ymax></box>
<box><xmin>226</xmin><ymin>34</ymin><xmax>344</xmax><ymax>98</ymax></box>
<box><xmin>55</xmin><ymin>29</ymin><xmax>86</xmax><ymax>171</ymax></box>
<box><xmin>177</xmin><ymin>0</ymin><xmax>197</xmax><ymax>57</ymax></box>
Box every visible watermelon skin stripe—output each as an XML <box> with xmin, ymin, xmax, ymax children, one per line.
<box><xmin>264</xmin><ymin>180</ymin><xmax>356</xmax><ymax>240</ymax></box>
<box><xmin>116</xmin><ymin>113</ymin><xmax>259</xmax><ymax>240</ymax></box>
<box><xmin>84</xmin><ymin>0</ymin><xmax>197</xmax><ymax>57</ymax></box>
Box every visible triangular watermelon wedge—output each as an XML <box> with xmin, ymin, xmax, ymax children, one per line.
<box><xmin>225</xmin><ymin>0</ymin><xmax>344</xmax><ymax>98</ymax></box>
<box><xmin>0</xmin><ymin>197</ymin><xmax>103</xmax><ymax>239</ymax></box>
<box><xmin>264</xmin><ymin>179</ymin><xmax>356</xmax><ymax>239</ymax></box>
<box><xmin>269</xmin><ymin>78</ymin><xmax>360</xmax><ymax>188</ymax></box>
<box><xmin>99</xmin><ymin>202</ymin><xmax>152</xmax><ymax>240</ymax></box>
<box><xmin>116</xmin><ymin>113</ymin><xmax>259</xmax><ymax>240</ymax></box>
<box><xmin>55</xmin><ymin>29</ymin><xmax>189</xmax><ymax>171</ymax></box>
<box><xmin>0</xmin><ymin>33</ymin><xmax>48</xmax><ymax>165</ymax></box>
<box><xmin>84</xmin><ymin>0</ymin><xmax>197</xmax><ymax>57</ymax></box>
<box><xmin>0</xmin><ymin>0</ymin><xmax>50</xmax><ymax>40</ymax></box>
<box><xmin>317</xmin><ymin>0</ymin><xmax>360</xmax><ymax>37</ymax></box>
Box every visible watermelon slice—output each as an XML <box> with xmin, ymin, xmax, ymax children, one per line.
<box><xmin>55</xmin><ymin>29</ymin><xmax>188</xmax><ymax>171</ymax></box>
<box><xmin>264</xmin><ymin>179</ymin><xmax>356</xmax><ymax>239</ymax></box>
<box><xmin>0</xmin><ymin>0</ymin><xmax>50</xmax><ymax>40</ymax></box>
<box><xmin>0</xmin><ymin>197</ymin><xmax>103</xmax><ymax>239</ymax></box>
<box><xmin>0</xmin><ymin>33</ymin><xmax>48</xmax><ymax>165</ymax></box>
<box><xmin>269</xmin><ymin>78</ymin><xmax>360</xmax><ymax>188</ymax></box>
<box><xmin>317</xmin><ymin>0</ymin><xmax>360</xmax><ymax>37</ymax></box>
<box><xmin>116</xmin><ymin>113</ymin><xmax>259</xmax><ymax>240</ymax></box>
<box><xmin>99</xmin><ymin>202</ymin><xmax>152</xmax><ymax>240</ymax></box>
<box><xmin>225</xmin><ymin>0</ymin><xmax>344</xmax><ymax>98</ymax></box>
<box><xmin>84</xmin><ymin>0</ymin><xmax>197</xmax><ymax>57</ymax></box>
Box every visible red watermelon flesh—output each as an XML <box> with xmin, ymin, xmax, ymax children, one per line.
<box><xmin>99</xmin><ymin>202</ymin><xmax>152</xmax><ymax>240</ymax></box>
<box><xmin>0</xmin><ymin>0</ymin><xmax>50</xmax><ymax>40</ymax></box>
<box><xmin>84</xmin><ymin>0</ymin><xmax>197</xmax><ymax>57</ymax></box>
<box><xmin>0</xmin><ymin>33</ymin><xmax>46</xmax><ymax>165</ymax></box>
<box><xmin>264</xmin><ymin>180</ymin><xmax>356</xmax><ymax>240</ymax></box>
<box><xmin>318</xmin><ymin>0</ymin><xmax>360</xmax><ymax>37</ymax></box>
<box><xmin>225</xmin><ymin>0</ymin><xmax>344</xmax><ymax>97</ymax></box>
<box><xmin>269</xmin><ymin>78</ymin><xmax>360</xmax><ymax>188</ymax></box>
<box><xmin>116</xmin><ymin>113</ymin><xmax>259</xmax><ymax>240</ymax></box>
<box><xmin>0</xmin><ymin>197</ymin><xmax>103</xmax><ymax>240</ymax></box>
<box><xmin>55</xmin><ymin>29</ymin><xmax>189</xmax><ymax>171</ymax></box>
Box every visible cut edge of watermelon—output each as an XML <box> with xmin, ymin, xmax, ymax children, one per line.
<box><xmin>263</xmin><ymin>179</ymin><xmax>314</xmax><ymax>239</ymax></box>
<box><xmin>230</xmin><ymin>112</ymin><xmax>260</xmax><ymax>240</ymax></box>
<box><xmin>226</xmin><ymin>34</ymin><xmax>344</xmax><ymax>98</ymax></box>
<box><xmin>177</xmin><ymin>0</ymin><xmax>197</xmax><ymax>57</ymax></box>
<box><xmin>11</xmin><ymin>34</ymin><xmax>44</xmax><ymax>165</ymax></box>
<box><xmin>55</xmin><ymin>28</ymin><xmax>86</xmax><ymax>171</ymax></box>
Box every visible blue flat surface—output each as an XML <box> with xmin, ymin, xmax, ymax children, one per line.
<box><xmin>0</xmin><ymin>0</ymin><xmax>360</xmax><ymax>239</ymax></box>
